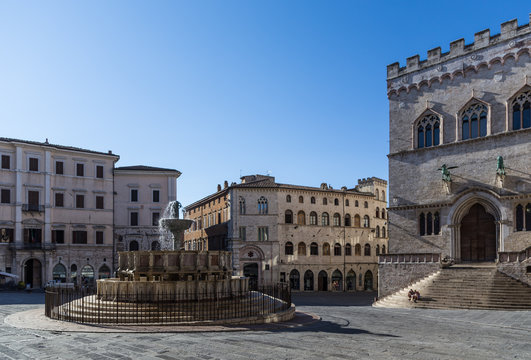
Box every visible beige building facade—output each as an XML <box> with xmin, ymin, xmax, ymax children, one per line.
<box><xmin>114</xmin><ymin>165</ymin><xmax>181</xmax><ymax>257</ymax></box>
<box><xmin>381</xmin><ymin>15</ymin><xmax>531</xmax><ymax>296</ymax></box>
<box><xmin>0</xmin><ymin>137</ymin><xmax>118</xmax><ymax>288</ymax></box>
<box><xmin>184</xmin><ymin>175</ymin><xmax>388</xmax><ymax>291</ymax></box>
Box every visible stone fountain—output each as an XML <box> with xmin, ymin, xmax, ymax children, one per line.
<box><xmin>47</xmin><ymin>201</ymin><xmax>293</xmax><ymax>325</ymax></box>
<box><xmin>97</xmin><ymin>201</ymin><xmax>247</xmax><ymax>301</ymax></box>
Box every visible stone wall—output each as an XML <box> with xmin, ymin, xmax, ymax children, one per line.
<box><xmin>378</xmin><ymin>254</ymin><xmax>440</xmax><ymax>297</ymax></box>
<box><xmin>497</xmin><ymin>247</ymin><xmax>531</xmax><ymax>285</ymax></box>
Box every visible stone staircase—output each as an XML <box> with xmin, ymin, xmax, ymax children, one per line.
<box><xmin>374</xmin><ymin>264</ymin><xmax>531</xmax><ymax>310</ymax></box>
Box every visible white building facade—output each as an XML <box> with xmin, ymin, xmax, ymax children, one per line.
<box><xmin>0</xmin><ymin>138</ymin><xmax>118</xmax><ymax>288</ymax></box>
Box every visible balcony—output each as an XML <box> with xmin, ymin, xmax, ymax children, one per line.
<box><xmin>22</xmin><ymin>204</ymin><xmax>45</xmax><ymax>212</ymax></box>
<box><xmin>9</xmin><ymin>242</ymin><xmax>56</xmax><ymax>250</ymax></box>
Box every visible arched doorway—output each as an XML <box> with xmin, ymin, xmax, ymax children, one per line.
<box><xmin>289</xmin><ymin>269</ymin><xmax>300</xmax><ymax>290</ymax></box>
<box><xmin>346</xmin><ymin>270</ymin><xmax>356</xmax><ymax>291</ymax></box>
<box><xmin>364</xmin><ymin>270</ymin><xmax>373</xmax><ymax>291</ymax></box>
<box><xmin>24</xmin><ymin>258</ymin><xmax>42</xmax><ymax>288</ymax></box>
<box><xmin>52</xmin><ymin>263</ymin><xmax>67</xmax><ymax>283</ymax></box>
<box><xmin>98</xmin><ymin>265</ymin><xmax>111</xmax><ymax>279</ymax></box>
<box><xmin>317</xmin><ymin>270</ymin><xmax>328</xmax><ymax>291</ymax></box>
<box><xmin>243</xmin><ymin>263</ymin><xmax>259</xmax><ymax>290</ymax></box>
<box><xmin>70</xmin><ymin>264</ymin><xmax>78</xmax><ymax>284</ymax></box>
<box><xmin>303</xmin><ymin>270</ymin><xmax>314</xmax><ymax>291</ymax></box>
<box><xmin>460</xmin><ymin>203</ymin><xmax>496</xmax><ymax>262</ymax></box>
<box><xmin>331</xmin><ymin>269</ymin><xmax>343</xmax><ymax>291</ymax></box>
<box><xmin>81</xmin><ymin>265</ymin><xmax>95</xmax><ymax>287</ymax></box>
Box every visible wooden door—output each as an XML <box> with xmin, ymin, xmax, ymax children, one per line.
<box><xmin>460</xmin><ymin>204</ymin><xmax>496</xmax><ymax>262</ymax></box>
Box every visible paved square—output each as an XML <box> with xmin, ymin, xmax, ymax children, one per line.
<box><xmin>0</xmin><ymin>291</ymin><xmax>530</xmax><ymax>359</ymax></box>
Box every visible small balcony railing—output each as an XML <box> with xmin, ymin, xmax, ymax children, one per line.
<box><xmin>22</xmin><ymin>204</ymin><xmax>45</xmax><ymax>212</ymax></box>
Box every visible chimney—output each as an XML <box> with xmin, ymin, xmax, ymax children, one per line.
<box><xmin>224</xmin><ymin>180</ymin><xmax>228</xmax><ymax>189</ymax></box>
<box><xmin>217</xmin><ymin>184</ymin><xmax>221</xmax><ymax>192</ymax></box>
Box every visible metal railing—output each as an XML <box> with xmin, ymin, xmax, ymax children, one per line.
<box><xmin>45</xmin><ymin>283</ymin><xmax>291</xmax><ymax>325</ymax></box>
<box><xmin>22</xmin><ymin>204</ymin><xmax>45</xmax><ymax>212</ymax></box>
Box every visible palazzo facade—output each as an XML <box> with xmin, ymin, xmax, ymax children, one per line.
<box><xmin>184</xmin><ymin>175</ymin><xmax>388</xmax><ymax>291</ymax></box>
<box><xmin>381</xmin><ymin>15</ymin><xmax>531</xmax><ymax>296</ymax></box>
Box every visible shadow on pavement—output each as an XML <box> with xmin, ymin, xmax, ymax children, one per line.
<box><xmin>0</xmin><ymin>291</ymin><xmax>45</xmax><ymax>305</ymax></box>
<box><xmin>292</xmin><ymin>291</ymin><xmax>376</xmax><ymax>307</ymax></box>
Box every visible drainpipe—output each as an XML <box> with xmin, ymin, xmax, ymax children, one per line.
<box><xmin>342</xmin><ymin>191</ymin><xmax>346</xmax><ymax>292</ymax></box>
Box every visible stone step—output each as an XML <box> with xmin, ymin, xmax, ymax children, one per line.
<box><xmin>374</xmin><ymin>266</ymin><xmax>531</xmax><ymax>310</ymax></box>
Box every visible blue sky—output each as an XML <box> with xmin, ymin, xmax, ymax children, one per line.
<box><xmin>1</xmin><ymin>1</ymin><xmax>530</xmax><ymax>206</ymax></box>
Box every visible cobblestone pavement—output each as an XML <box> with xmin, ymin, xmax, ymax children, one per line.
<box><xmin>0</xmin><ymin>291</ymin><xmax>530</xmax><ymax>359</ymax></box>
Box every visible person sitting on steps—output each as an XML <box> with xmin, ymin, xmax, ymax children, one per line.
<box><xmin>408</xmin><ymin>289</ymin><xmax>414</xmax><ymax>301</ymax></box>
<box><xmin>412</xmin><ymin>290</ymin><xmax>420</xmax><ymax>303</ymax></box>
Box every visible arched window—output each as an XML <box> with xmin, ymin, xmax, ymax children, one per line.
<box><xmin>289</xmin><ymin>269</ymin><xmax>300</xmax><ymax>290</ymax></box>
<box><xmin>334</xmin><ymin>243</ymin><xmax>341</xmax><ymax>256</ymax></box>
<box><xmin>239</xmin><ymin>197</ymin><xmax>246</xmax><ymax>215</ymax></box>
<box><xmin>98</xmin><ymin>264</ymin><xmax>111</xmax><ymax>279</ymax></box>
<box><xmin>527</xmin><ymin>204</ymin><xmax>531</xmax><ymax>231</ymax></box>
<box><xmin>345</xmin><ymin>214</ymin><xmax>351</xmax><ymax>226</ymax></box>
<box><xmin>297</xmin><ymin>211</ymin><xmax>306</xmax><ymax>225</ymax></box>
<box><xmin>298</xmin><ymin>242</ymin><xmax>306</xmax><ymax>256</ymax></box>
<box><xmin>355</xmin><ymin>200</ymin><xmax>359</xmax><ymax>207</ymax></box>
<box><xmin>381</xmin><ymin>209</ymin><xmax>386</xmax><ymax>219</ymax></box>
<box><xmin>382</xmin><ymin>226</ymin><xmax>386</xmax><ymax>238</ymax></box>
<box><xmin>516</xmin><ymin>204</ymin><xmax>524</xmax><ymax>231</ymax></box>
<box><xmin>363</xmin><ymin>215</ymin><xmax>370</xmax><ymax>228</ymax></box>
<box><xmin>129</xmin><ymin>240</ymin><xmax>139</xmax><ymax>251</ymax></box>
<box><xmin>333</xmin><ymin>213</ymin><xmax>341</xmax><ymax>226</ymax></box>
<box><xmin>419</xmin><ymin>213</ymin><xmax>426</xmax><ymax>236</ymax></box>
<box><xmin>334</xmin><ymin>198</ymin><xmax>339</xmax><ymax>206</ymax></box>
<box><xmin>151</xmin><ymin>241</ymin><xmax>160</xmax><ymax>250</ymax></box>
<box><xmin>311</xmin><ymin>196</ymin><xmax>316</xmax><ymax>204</ymax></box>
<box><xmin>434</xmin><ymin>212</ymin><xmax>440</xmax><ymax>235</ymax></box>
<box><xmin>323</xmin><ymin>198</ymin><xmax>328</xmax><ymax>205</ymax></box>
<box><xmin>258</xmin><ymin>197</ymin><xmax>268</xmax><ymax>214</ymax></box>
<box><xmin>511</xmin><ymin>89</ymin><xmax>531</xmax><ymax>130</ymax></box>
<box><xmin>461</xmin><ymin>102</ymin><xmax>487</xmax><ymax>140</ymax></box>
<box><xmin>417</xmin><ymin>113</ymin><xmax>441</xmax><ymax>148</ymax></box>
<box><xmin>285</xmin><ymin>210</ymin><xmax>293</xmax><ymax>224</ymax></box>
<box><xmin>364</xmin><ymin>244</ymin><xmax>371</xmax><ymax>256</ymax></box>
<box><xmin>427</xmin><ymin>212</ymin><xmax>433</xmax><ymax>235</ymax></box>
<box><xmin>354</xmin><ymin>244</ymin><xmax>361</xmax><ymax>256</ymax></box>
<box><xmin>354</xmin><ymin>214</ymin><xmax>361</xmax><ymax>227</ymax></box>
<box><xmin>364</xmin><ymin>201</ymin><xmax>368</xmax><ymax>208</ymax></box>
<box><xmin>375</xmin><ymin>225</ymin><xmax>380</xmax><ymax>238</ymax></box>
<box><xmin>285</xmin><ymin>241</ymin><xmax>294</xmax><ymax>255</ymax></box>
<box><xmin>322</xmin><ymin>212</ymin><xmax>330</xmax><ymax>226</ymax></box>
<box><xmin>323</xmin><ymin>242</ymin><xmax>330</xmax><ymax>256</ymax></box>
<box><xmin>310</xmin><ymin>242</ymin><xmax>318</xmax><ymax>255</ymax></box>
<box><xmin>304</xmin><ymin>270</ymin><xmax>314</xmax><ymax>291</ymax></box>
<box><xmin>376</xmin><ymin>244</ymin><xmax>380</xmax><ymax>256</ymax></box>
<box><xmin>382</xmin><ymin>245</ymin><xmax>386</xmax><ymax>254</ymax></box>
<box><xmin>286</xmin><ymin>195</ymin><xmax>291</xmax><ymax>203</ymax></box>
<box><xmin>345</xmin><ymin>199</ymin><xmax>350</xmax><ymax>206</ymax></box>
<box><xmin>53</xmin><ymin>263</ymin><xmax>67</xmax><ymax>283</ymax></box>
<box><xmin>309</xmin><ymin>211</ymin><xmax>318</xmax><ymax>225</ymax></box>
<box><xmin>375</xmin><ymin>189</ymin><xmax>379</xmax><ymax>200</ymax></box>
<box><xmin>381</xmin><ymin>191</ymin><xmax>385</xmax><ymax>201</ymax></box>
<box><xmin>345</xmin><ymin>243</ymin><xmax>352</xmax><ymax>256</ymax></box>
<box><xmin>299</xmin><ymin>196</ymin><xmax>304</xmax><ymax>203</ymax></box>
<box><xmin>376</xmin><ymin>207</ymin><xmax>380</xmax><ymax>218</ymax></box>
